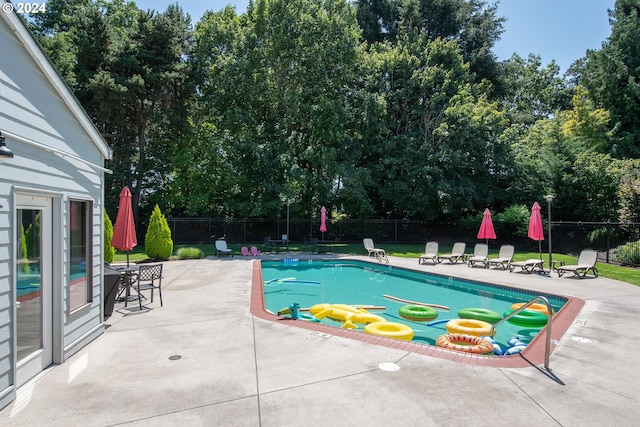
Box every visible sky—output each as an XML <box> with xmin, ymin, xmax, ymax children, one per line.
<box><xmin>134</xmin><ymin>0</ymin><xmax>615</xmax><ymax>73</ymax></box>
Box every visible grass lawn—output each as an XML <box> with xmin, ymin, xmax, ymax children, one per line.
<box><xmin>112</xmin><ymin>242</ymin><xmax>640</xmax><ymax>287</ymax></box>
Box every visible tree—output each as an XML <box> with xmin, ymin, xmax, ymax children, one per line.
<box><xmin>618</xmin><ymin>160</ymin><xmax>640</xmax><ymax>223</ymax></box>
<box><xmin>581</xmin><ymin>0</ymin><xmax>640</xmax><ymax>157</ymax></box>
<box><xmin>30</xmin><ymin>0</ymin><xmax>195</xmax><ymax>220</ymax></box>
<box><xmin>499</xmin><ymin>54</ymin><xmax>570</xmax><ymax>127</ymax></box>
<box><xmin>192</xmin><ymin>0</ymin><xmax>361</xmax><ymax>217</ymax></box>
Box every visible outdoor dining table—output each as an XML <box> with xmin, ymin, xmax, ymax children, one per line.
<box><xmin>113</xmin><ymin>265</ymin><xmax>139</xmax><ymax>303</ymax></box>
<box><xmin>270</xmin><ymin>239</ymin><xmax>288</xmax><ymax>253</ymax></box>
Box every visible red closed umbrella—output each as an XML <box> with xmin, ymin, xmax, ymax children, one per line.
<box><xmin>320</xmin><ymin>206</ymin><xmax>327</xmax><ymax>239</ymax></box>
<box><xmin>477</xmin><ymin>208</ymin><xmax>496</xmax><ymax>245</ymax></box>
<box><xmin>111</xmin><ymin>187</ymin><xmax>137</xmax><ymax>266</ymax></box>
<box><xmin>528</xmin><ymin>202</ymin><xmax>545</xmax><ymax>261</ymax></box>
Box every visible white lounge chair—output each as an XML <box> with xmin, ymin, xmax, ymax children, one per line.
<box><xmin>509</xmin><ymin>259</ymin><xmax>543</xmax><ymax>274</ymax></box>
<box><xmin>437</xmin><ymin>242</ymin><xmax>466</xmax><ymax>264</ymax></box>
<box><xmin>488</xmin><ymin>245</ymin><xmax>515</xmax><ymax>270</ymax></box>
<box><xmin>418</xmin><ymin>241</ymin><xmax>439</xmax><ymax>265</ymax></box>
<box><xmin>557</xmin><ymin>249</ymin><xmax>598</xmax><ymax>278</ymax></box>
<box><xmin>215</xmin><ymin>240</ymin><xmax>234</xmax><ymax>257</ymax></box>
<box><xmin>467</xmin><ymin>243</ymin><xmax>489</xmax><ymax>268</ymax></box>
<box><xmin>363</xmin><ymin>238</ymin><xmax>388</xmax><ymax>263</ymax></box>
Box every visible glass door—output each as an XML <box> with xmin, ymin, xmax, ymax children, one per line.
<box><xmin>15</xmin><ymin>194</ymin><xmax>52</xmax><ymax>387</ymax></box>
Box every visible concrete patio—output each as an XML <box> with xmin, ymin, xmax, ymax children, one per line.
<box><xmin>1</xmin><ymin>254</ymin><xmax>639</xmax><ymax>426</ymax></box>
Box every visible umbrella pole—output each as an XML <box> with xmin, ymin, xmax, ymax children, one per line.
<box><xmin>126</xmin><ymin>251</ymin><xmax>130</xmax><ymax>267</ymax></box>
<box><xmin>538</xmin><ymin>241</ymin><xmax>543</xmax><ymax>262</ymax></box>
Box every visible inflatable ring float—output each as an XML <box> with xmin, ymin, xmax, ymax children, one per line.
<box><xmin>458</xmin><ymin>307</ymin><xmax>502</xmax><ymax>324</ymax></box>
<box><xmin>503</xmin><ymin>309</ymin><xmax>547</xmax><ymax>327</ymax></box>
<box><xmin>510</xmin><ymin>303</ymin><xmax>554</xmax><ymax>316</ymax></box>
<box><xmin>364</xmin><ymin>321</ymin><xmax>414</xmax><ymax>341</ymax></box>
<box><xmin>398</xmin><ymin>305</ymin><xmax>438</xmax><ymax>322</ymax></box>
<box><xmin>310</xmin><ymin>303</ymin><xmax>386</xmax><ymax>329</ymax></box>
<box><xmin>436</xmin><ymin>333</ymin><xmax>494</xmax><ymax>354</ymax></box>
<box><xmin>446</xmin><ymin>318</ymin><xmax>495</xmax><ymax>337</ymax></box>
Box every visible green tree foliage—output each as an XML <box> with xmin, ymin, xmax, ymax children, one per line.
<box><xmin>190</xmin><ymin>0</ymin><xmax>361</xmax><ymax>218</ymax></box>
<box><xmin>499</xmin><ymin>54</ymin><xmax>570</xmax><ymax>126</ymax></box>
<box><xmin>25</xmin><ymin>0</ymin><xmax>634</xmax><ymax>227</ymax></box>
<box><xmin>581</xmin><ymin>0</ymin><xmax>640</xmax><ymax>157</ymax></box>
<box><xmin>356</xmin><ymin>0</ymin><xmax>505</xmax><ymax>88</ymax></box>
<box><xmin>104</xmin><ymin>209</ymin><xmax>115</xmax><ymax>263</ymax></box>
<box><xmin>30</xmin><ymin>0</ymin><xmax>194</xmax><ymax>220</ymax></box>
<box><xmin>144</xmin><ymin>205</ymin><xmax>173</xmax><ymax>260</ymax></box>
<box><xmin>355</xmin><ymin>33</ymin><xmax>509</xmax><ymax>218</ymax></box>
<box><xmin>618</xmin><ymin>160</ymin><xmax>640</xmax><ymax>223</ymax></box>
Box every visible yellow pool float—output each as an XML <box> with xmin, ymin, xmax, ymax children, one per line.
<box><xmin>364</xmin><ymin>322</ymin><xmax>414</xmax><ymax>341</ymax></box>
<box><xmin>511</xmin><ymin>302</ymin><xmax>554</xmax><ymax>316</ymax></box>
<box><xmin>446</xmin><ymin>318</ymin><xmax>495</xmax><ymax>337</ymax></box>
<box><xmin>309</xmin><ymin>303</ymin><xmax>386</xmax><ymax>329</ymax></box>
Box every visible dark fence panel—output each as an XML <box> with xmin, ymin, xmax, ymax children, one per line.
<box><xmin>137</xmin><ymin>218</ymin><xmax>640</xmax><ymax>267</ymax></box>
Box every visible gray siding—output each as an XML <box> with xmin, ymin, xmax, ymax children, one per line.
<box><xmin>0</xmin><ymin>8</ymin><xmax>108</xmax><ymax>406</ymax></box>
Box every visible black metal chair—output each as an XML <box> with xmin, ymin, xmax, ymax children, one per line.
<box><xmin>133</xmin><ymin>264</ymin><xmax>163</xmax><ymax>309</ymax></box>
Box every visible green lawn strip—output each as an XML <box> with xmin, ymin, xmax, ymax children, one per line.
<box><xmin>113</xmin><ymin>243</ymin><xmax>639</xmax><ymax>287</ymax></box>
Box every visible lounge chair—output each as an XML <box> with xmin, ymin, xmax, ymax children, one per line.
<box><xmin>488</xmin><ymin>245</ymin><xmax>515</xmax><ymax>270</ymax></box>
<box><xmin>363</xmin><ymin>238</ymin><xmax>388</xmax><ymax>263</ymax></box>
<box><xmin>437</xmin><ymin>242</ymin><xmax>466</xmax><ymax>264</ymax></box>
<box><xmin>250</xmin><ymin>246</ymin><xmax>261</xmax><ymax>256</ymax></box>
<box><xmin>557</xmin><ymin>249</ymin><xmax>598</xmax><ymax>278</ymax></box>
<box><xmin>241</xmin><ymin>246</ymin><xmax>251</xmax><ymax>256</ymax></box>
<box><xmin>215</xmin><ymin>240</ymin><xmax>234</xmax><ymax>257</ymax></box>
<box><xmin>509</xmin><ymin>259</ymin><xmax>543</xmax><ymax>274</ymax></box>
<box><xmin>418</xmin><ymin>241</ymin><xmax>439</xmax><ymax>265</ymax></box>
<box><xmin>467</xmin><ymin>243</ymin><xmax>488</xmax><ymax>268</ymax></box>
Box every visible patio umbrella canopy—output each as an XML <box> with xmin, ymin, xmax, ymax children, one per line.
<box><xmin>111</xmin><ymin>187</ymin><xmax>137</xmax><ymax>266</ymax></box>
<box><xmin>528</xmin><ymin>201</ymin><xmax>545</xmax><ymax>261</ymax></box>
<box><xmin>477</xmin><ymin>208</ymin><xmax>496</xmax><ymax>245</ymax></box>
<box><xmin>320</xmin><ymin>206</ymin><xmax>327</xmax><ymax>239</ymax></box>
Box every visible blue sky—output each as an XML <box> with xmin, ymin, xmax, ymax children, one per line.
<box><xmin>135</xmin><ymin>0</ymin><xmax>615</xmax><ymax>73</ymax></box>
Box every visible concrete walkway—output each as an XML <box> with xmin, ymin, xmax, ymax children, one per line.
<box><xmin>2</xmin><ymin>254</ymin><xmax>640</xmax><ymax>426</ymax></box>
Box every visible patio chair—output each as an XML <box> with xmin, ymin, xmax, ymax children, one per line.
<box><xmin>437</xmin><ymin>242</ymin><xmax>466</xmax><ymax>264</ymax></box>
<box><xmin>509</xmin><ymin>259</ymin><xmax>544</xmax><ymax>274</ymax></box>
<box><xmin>133</xmin><ymin>263</ymin><xmax>163</xmax><ymax>309</ymax></box>
<box><xmin>467</xmin><ymin>243</ymin><xmax>489</xmax><ymax>268</ymax></box>
<box><xmin>418</xmin><ymin>241</ymin><xmax>439</xmax><ymax>265</ymax></box>
<box><xmin>363</xmin><ymin>238</ymin><xmax>388</xmax><ymax>263</ymax></box>
<box><xmin>241</xmin><ymin>246</ymin><xmax>251</xmax><ymax>256</ymax></box>
<box><xmin>557</xmin><ymin>249</ymin><xmax>599</xmax><ymax>279</ymax></box>
<box><xmin>215</xmin><ymin>240</ymin><xmax>234</xmax><ymax>257</ymax></box>
<box><xmin>251</xmin><ymin>246</ymin><xmax>261</xmax><ymax>256</ymax></box>
<box><xmin>263</xmin><ymin>237</ymin><xmax>273</xmax><ymax>253</ymax></box>
<box><xmin>306</xmin><ymin>237</ymin><xmax>319</xmax><ymax>254</ymax></box>
<box><xmin>487</xmin><ymin>245</ymin><xmax>515</xmax><ymax>270</ymax></box>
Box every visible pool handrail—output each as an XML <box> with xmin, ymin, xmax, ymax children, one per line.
<box><xmin>490</xmin><ymin>296</ymin><xmax>553</xmax><ymax>371</ymax></box>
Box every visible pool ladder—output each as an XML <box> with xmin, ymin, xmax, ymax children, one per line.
<box><xmin>490</xmin><ymin>296</ymin><xmax>553</xmax><ymax>371</ymax></box>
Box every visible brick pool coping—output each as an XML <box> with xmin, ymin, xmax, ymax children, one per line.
<box><xmin>250</xmin><ymin>259</ymin><xmax>585</xmax><ymax>369</ymax></box>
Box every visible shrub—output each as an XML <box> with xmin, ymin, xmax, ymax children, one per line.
<box><xmin>145</xmin><ymin>205</ymin><xmax>173</xmax><ymax>260</ymax></box>
<box><xmin>104</xmin><ymin>209</ymin><xmax>115</xmax><ymax>264</ymax></box>
<box><xmin>587</xmin><ymin>227</ymin><xmax>622</xmax><ymax>251</ymax></box>
<box><xmin>495</xmin><ymin>204</ymin><xmax>530</xmax><ymax>237</ymax></box>
<box><xmin>176</xmin><ymin>247</ymin><xmax>205</xmax><ymax>259</ymax></box>
<box><xmin>614</xmin><ymin>240</ymin><xmax>640</xmax><ymax>266</ymax></box>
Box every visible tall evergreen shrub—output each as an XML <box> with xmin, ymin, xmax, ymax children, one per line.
<box><xmin>104</xmin><ymin>209</ymin><xmax>115</xmax><ymax>263</ymax></box>
<box><xmin>145</xmin><ymin>205</ymin><xmax>173</xmax><ymax>260</ymax></box>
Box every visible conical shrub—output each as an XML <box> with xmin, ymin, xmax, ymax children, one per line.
<box><xmin>104</xmin><ymin>209</ymin><xmax>115</xmax><ymax>263</ymax></box>
<box><xmin>145</xmin><ymin>205</ymin><xmax>173</xmax><ymax>260</ymax></box>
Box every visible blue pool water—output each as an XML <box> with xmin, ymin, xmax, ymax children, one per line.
<box><xmin>261</xmin><ymin>259</ymin><xmax>567</xmax><ymax>351</ymax></box>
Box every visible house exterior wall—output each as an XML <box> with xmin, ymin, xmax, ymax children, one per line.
<box><xmin>0</xmin><ymin>7</ymin><xmax>110</xmax><ymax>410</ymax></box>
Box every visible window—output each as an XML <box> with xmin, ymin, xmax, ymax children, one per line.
<box><xmin>69</xmin><ymin>200</ymin><xmax>92</xmax><ymax>312</ymax></box>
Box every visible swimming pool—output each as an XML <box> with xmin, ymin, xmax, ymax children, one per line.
<box><xmin>259</xmin><ymin>259</ymin><xmax>570</xmax><ymax>355</ymax></box>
